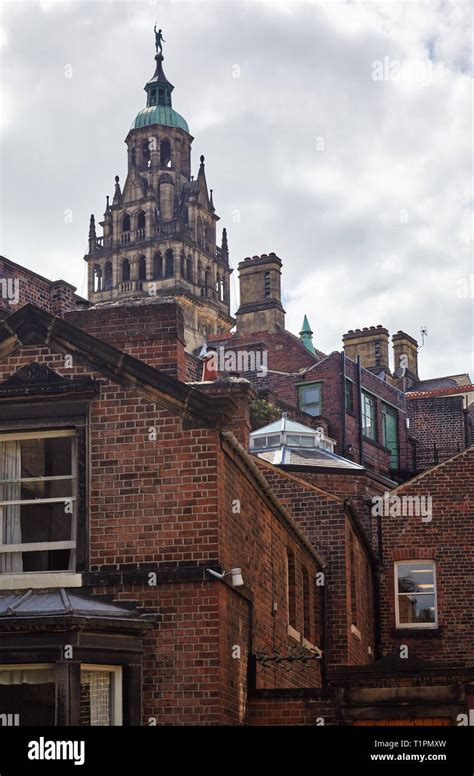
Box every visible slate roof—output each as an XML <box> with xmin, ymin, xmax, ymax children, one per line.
<box><xmin>410</xmin><ymin>374</ymin><xmax>472</xmax><ymax>392</ymax></box>
<box><xmin>0</xmin><ymin>589</ymin><xmax>150</xmax><ymax>621</ymax></box>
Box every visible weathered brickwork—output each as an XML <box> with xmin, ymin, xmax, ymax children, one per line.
<box><xmin>379</xmin><ymin>447</ymin><xmax>474</xmax><ymax>666</ymax></box>
<box><xmin>0</xmin><ymin>256</ymin><xmax>82</xmax><ymax>317</ymax></box>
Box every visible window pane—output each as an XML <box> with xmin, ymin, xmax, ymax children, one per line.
<box><xmin>267</xmin><ymin>435</ymin><xmax>280</xmax><ymax>447</ymax></box>
<box><xmin>80</xmin><ymin>670</ymin><xmax>114</xmax><ymax>726</ymax></box>
<box><xmin>22</xmin><ymin>549</ymin><xmax>71</xmax><ymax>572</ymax></box>
<box><xmin>287</xmin><ymin>435</ymin><xmax>301</xmax><ymax>446</ymax></box>
<box><xmin>252</xmin><ymin>437</ymin><xmax>265</xmax><ymax>449</ymax></box>
<box><xmin>19</xmin><ymin>479</ymin><xmax>74</xmax><ymax>501</ymax></box>
<box><xmin>300</xmin><ymin>436</ymin><xmax>314</xmax><ymax>447</ymax></box>
<box><xmin>398</xmin><ymin>594</ymin><xmax>436</xmax><ymax>624</ymax></box>
<box><xmin>20</xmin><ymin>437</ymin><xmax>72</xmax><ymax>479</ymax></box>
<box><xmin>362</xmin><ymin>393</ymin><xmax>376</xmax><ymax>439</ymax></box>
<box><xmin>302</xmin><ymin>386</ymin><xmax>320</xmax><ymax>404</ymax></box>
<box><xmin>397</xmin><ymin>563</ymin><xmax>434</xmax><ymax>593</ymax></box>
<box><xmin>0</xmin><ymin>667</ymin><xmax>55</xmax><ymax>726</ymax></box>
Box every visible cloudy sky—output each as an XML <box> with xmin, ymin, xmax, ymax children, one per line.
<box><xmin>1</xmin><ymin>0</ymin><xmax>472</xmax><ymax>378</ymax></box>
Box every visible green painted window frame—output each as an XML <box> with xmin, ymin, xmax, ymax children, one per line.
<box><xmin>297</xmin><ymin>382</ymin><xmax>323</xmax><ymax>417</ymax></box>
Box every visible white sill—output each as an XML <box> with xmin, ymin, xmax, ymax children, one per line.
<box><xmin>287</xmin><ymin>624</ymin><xmax>301</xmax><ymax>642</ymax></box>
<box><xmin>0</xmin><ymin>572</ymin><xmax>83</xmax><ymax>590</ymax></box>
<box><xmin>351</xmin><ymin>624</ymin><xmax>362</xmax><ymax>639</ymax></box>
<box><xmin>396</xmin><ymin>624</ymin><xmax>438</xmax><ymax>630</ymax></box>
<box><xmin>302</xmin><ymin>638</ymin><xmax>322</xmax><ymax>656</ymax></box>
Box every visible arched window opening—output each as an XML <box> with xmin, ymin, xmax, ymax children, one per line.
<box><xmin>204</xmin><ymin>266</ymin><xmax>211</xmax><ymax>288</ymax></box>
<box><xmin>165</xmin><ymin>249</ymin><xmax>174</xmax><ymax>278</ymax></box>
<box><xmin>180</xmin><ymin>253</ymin><xmax>186</xmax><ymax>277</ymax></box>
<box><xmin>122</xmin><ymin>214</ymin><xmax>131</xmax><ymax>232</ymax></box>
<box><xmin>186</xmin><ymin>257</ymin><xmax>193</xmax><ymax>282</ymax></box>
<box><xmin>130</xmin><ymin>147</ymin><xmax>136</xmax><ymax>166</ymax></box>
<box><xmin>198</xmin><ymin>261</ymin><xmax>204</xmax><ymax>285</ymax></box>
<box><xmin>160</xmin><ymin>140</ymin><xmax>172</xmax><ymax>167</ymax></box>
<box><xmin>122</xmin><ymin>259</ymin><xmax>131</xmax><ymax>282</ymax></box>
<box><xmin>142</xmin><ymin>139</ymin><xmax>151</xmax><ymax>167</ymax></box>
<box><xmin>93</xmin><ymin>266</ymin><xmax>102</xmax><ymax>293</ymax></box>
<box><xmin>104</xmin><ymin>262</ymin><xmax>113</xmax><ymax>291</ymax></box>
<box><xmin>158</xmin><ymin>89</ymin><xmax>165</xmax><ymax>106</ymax></box>
<box><xmin>216</xmin><ymin>273</ymin><xmax>221</xmax><ymax>298</ymax></box>
<box><xmin>153</xmin><ymin>252</ymin><xmax>163</xmax><ymax>279</ymax></box>
<box><xmin>137</xmin><ymin>211</ymin><xmax>146</xmax><ymax>230</ymax></box>
<box><xmin>138</xmin><ymin>256</ymin><xmax>147</xmax><ymax>281</ymax></box>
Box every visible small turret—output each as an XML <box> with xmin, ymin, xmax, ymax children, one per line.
<box><xmin>299</xmin><ymin>315</ymin><xmax>316</xmax><ymax>354</ymax></box>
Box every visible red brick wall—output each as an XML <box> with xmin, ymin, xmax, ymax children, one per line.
<box><xmin>407</xmin><ymin>395</ymin><xmax>467</xmax><ymax>466</ymax></box>
<box><xmin>0</xmin><ymin>257</ymin><xmax>79</xmax><ymax>316</ymax></box>
<box><xmin>0</xmin><ymin>340</ymin><xmax>324</xmax><ymax>724</ymax></box>
<box><xmin>379</xmin><ymin>447</ymin><xmax>474</xmax><ymax>665</ymax></box>
<box><xmin>254</xmin><ymin>461</ymin><xmax>376</xmax><ymax>668</ymax></box>
<box><xmin>284</xmin><ymin>469</ymin><xmax>393</xmax><ymax>549</ymax></box>
<box><xmin>65</xmin><ymin>303</ymin><xmax>186</xmax><ymax>380</ymax></box>
<box><xmin>218</xmin><ymin>440</ymin><xmax>323</xmax><ymax>709</ymax></box>
<box><xmin>246</xmin><ymin>694</ymin><xmax>338</xmax><ymax>725</ymax></box>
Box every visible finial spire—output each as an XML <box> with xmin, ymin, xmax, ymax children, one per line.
<box><xmin>299</xmin><ymin>315</ymin><xmax>316</xmax><ymax>355</ymax></box>
<box><xmin>144</xmin><ymin>29</ymin><xmax>174</xmax><ymax>108</ymax></box>
<box><xmin>221</xmin><ymin>228</ymin><xmax>229</xmax><ymax>263</ymax></box>
<box><xmin>113</xmin><ymin>175</ymin><xmax>121</xmax><ymax>205</ymax></box>
<box><xmin>88</xmin><ymin>215</ymin><xmax>97</xmax><ymax>253</ymax></box>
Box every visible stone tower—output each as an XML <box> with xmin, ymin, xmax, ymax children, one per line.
<box><xmin>235</xmin><ymin>253</ymin><xmax>285</xmax><ymax>335</ymax></box>
<box><xmin>84</xmin><ymin>36</ymin><xmax>234</xmax><ymax>352</ymax></box>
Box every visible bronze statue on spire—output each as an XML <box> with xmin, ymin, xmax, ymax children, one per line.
<box><xmin>154</xmin><ymin>24</ymin><xmax>165</xmax><ymax>56</ymax></box>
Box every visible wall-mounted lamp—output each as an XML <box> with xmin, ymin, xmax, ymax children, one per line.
<box><xmin>206</xmin><ymin>567</ymin><xmax>244</xmax><ymax>587</ymax></box>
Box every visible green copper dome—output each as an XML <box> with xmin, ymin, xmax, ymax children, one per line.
<box><xmin>133</xmin><ymin>105</ymin><xmax>189</xmax><ymax>132</ymax></box>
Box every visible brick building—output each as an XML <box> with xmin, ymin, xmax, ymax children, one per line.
<box><xmin>0</xmin><ymin>30</ymin><xmax>472</xmax><ymax>728</ymax></box>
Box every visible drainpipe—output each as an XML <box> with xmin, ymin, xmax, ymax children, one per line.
<box><xmin>357</xmin><ymin>355</ymin><xmax>365</xmax><ymax>466</ymax></box>
<box><xmin>321</xmin><ymin>566</ymin><xmax>328</xmax><ymax>684</ymax></box>
<box><xmin>340</xmin><ymin>351</ymin><xmax>346</xmax><ymax>456</ymax></box>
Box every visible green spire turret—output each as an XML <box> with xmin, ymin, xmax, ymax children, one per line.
<box><xmin>299</xmin><ymin>315</ymin><xmax>316</xmax><ymax>354</ymax></box>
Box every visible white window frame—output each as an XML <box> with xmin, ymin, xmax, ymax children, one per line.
<box><xmin>394</xmin><ymin>561</ymin><xmax>438</xmax><ymax>629</ymax></box>
<box><xmin>0</xmin><ymin>429</ymin><xmax>78</xmax><ymax>582</ymax></box>
<box><xmin>362</xmin><ymin>391</ymin><xmax>376</xmax><ymax>441</ymax></box>
<box><xmin>80</xmin><ymin>665</ymin><xmax>123</xmax><ymax>726</ymax></box>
